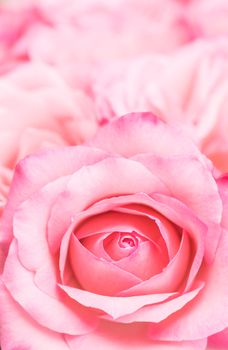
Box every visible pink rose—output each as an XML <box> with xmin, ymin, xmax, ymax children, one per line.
<box><xmin>0</xmin><ymin>0</ymin><xmax>192</xmax><ymax>71</ymax></box>
<box><xmin>0</xmin><ymin>113</ymin><xmax>227</xmax><ymax>349</ymax></box>
<box><xmin>93</xmin><ymin>39</ymin><xmax>228</xmax><ymax>172</ymax></box>
<box><xmin>185</xmin><ymin>0</ymin><xmax>228</xmax><ymax>39</ymax></box>
<box><xmin>0</xmin><ymin>61</ymin><xmax>97</xmax><ymax>208</ymax></box>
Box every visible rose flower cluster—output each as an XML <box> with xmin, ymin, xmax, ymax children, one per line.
<box><xmin>0</xmin><ymin>1</ymin><xmax>228</xmax><ymax>350</ymax></box>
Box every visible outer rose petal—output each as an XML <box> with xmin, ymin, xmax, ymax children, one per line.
<box><xmin>148</xmin><ymin>193</ymin><xmax>213</xmax><ymax>272</ymax></box>
<box><xmin>59</xmin><ymin>283</ymin><xmax>176</xmax><ymax>320</ymax></box>
<box><xmin>113</xmin><ymin>282</ymin><xmax>204</xmax><ymax>323</ymax></box>
<box><xmin>65</xmin><ymin>322</ymin><xmax>207</xmax><ymax>350</ymax></box>
<box><xmin>6</xmin><ymin>146</ymin><xmax>107</xmax><ymax>207</ymax></box>
<box><xmin>47</xmin><ymin>156</ymin><xmax>168</xmax><ymax>253</ymax></box>
<box><xmin>89</xmin><ymin>114</ymin><xmax>223</xmax><ymax>228</ymax></box>
<box><xmin>0</xmin><ymin>146</ymin><xmax>108</xmax><ymax>268</ymax></box>
<box><xmin>13</xmin><ymin>176</ymin><xmax>70</xmax><ymax>270</ymax></box>
<box><xmin>89</xmin><ymin>112</ymin><xmax>203</xmax><ymax>160</ymax></box>
<box><xmin>2</xmin><ymin>240</ymin><xmax>97</xmax><ymax>335</ymax></box>
<box><xmin>133</xmin><ymin>154</ymin><xmax>222</xmax><ymax>226</ymax></box>
<box><xmin>217</xmin><ymin>175</ymin><xmax>228</xmax><ymax>230</ymax></box>
<box><xmin>0</xmin><ymin>281</ymin><xmax>69</xmax><ymax>350</ymax></box>
<box><xmin>149</xmin><ymin>229</ymin><xmax>228</xmax><ymax>341</ymax></box>
<box><xmin>208</xmin><ymin>327</ymin><xmax>228</xmax><ymax>349</ymax></box>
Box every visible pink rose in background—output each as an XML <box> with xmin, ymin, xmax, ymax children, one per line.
<box><xmin>0</xmin><ymin>61</ymin><xmax>97</xmax><ymax>210</ymax></box>
<box><xmin>0</xmin><ymin>0</ymin><xmax>192</xmax><ymax>72</ymax></box>
<box><xmin>0</xmin><ymin>113</ymin><xmax>228</xmax><ymax>349</ymax></box>
<box><xmin>2</xmin><ymin>0</ymin><xmax>228</xmax><ymax>75</ymax></box>
<box><xmin>184</xmin><ymin>0</ymin><xmax>228</xmax><ymax>39</ymax></box>
<box><xmin>93</xmin><ymin>39</ymin><xmax>228</xmax><ymax>172</ymax></box>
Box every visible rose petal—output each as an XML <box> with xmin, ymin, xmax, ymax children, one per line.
<box><xmin>47</xmin><ymin>157</ymin><xmax>168</xmax><ymax>253</ymax></box>
<box><xmin>65</xmin><ymin>322</ymin><xmax>207</xmax><ymax>350</ymax></box>
<box><xmin>59</xmin><ymin>283</ymin><xmax>176</xmax><ymax>320</ymax></box>
<box><xmin>2</xmin><ymin>240</ymin><xmax>97</xmax><ymax>335</ymax></box>
<box><xmin>149</xmin><ymin>229</ymin><xmax>228</xmax><ymax>341</ymax></box>
<box><xmin>69</xmin><ymin>233</ymin><xmax>142</xmax><ymax>296</ymax></box>
<box><xmin>13</xmin><ymin>176</ymin><xmax>68</xmax><ymax>270</ymax></box>
<box><xmin>208</xmin><ymin>327</ymin><xmax>228</xmax><ymax>349</ymax></box>
<box><xmin>115</xmin><ymin>204</ymin><xmax>180</xmax><ymax>259</ymax></box>
<box><xmin>133</xmin><ymin>153</ymin><xmax>222</xmax><ymax>226</ymax></box>
<box><xmin>0</xmin><ymin>280</ymin><xmax>69</xmax><ymax>350</ymax></box>
<box><xmin>217</xmin><ymin>174</ymin><xmax>228</xmax><ymax>230</ymax></box>
<box><xmin>115</xmin><ymin>282</ymin><xmax>204</xmax><ymax>323</ymax></box>
<box><xmin>101</xmin><ymin>231</ymin><xmax>140</xmax><ymax>261</ymax></box>
<box><xmin>151</xmin><ymin>193</ymin><xmax>219</xmax><ymax>279</ymax></box>
<box><xmin>81</xmin><ymin>231</ymin><xmax>113</xmax><ymax>260</ymax></box>
<box><xmin>119</xmin><ymin>231</ymin><xmax>191</xmax><ymax>296</ymax></box>
<box><xmin>148</xmin><ymin>193</ymin><xmax>206</xmax><ymax>291</ymax></box>
<box><xmin>115</xmin><ymin>241</ymin><xmax>167</xmax><ymax>280</ymax></box>
<box><xmin>75</xmin><ymin>210</ymin><xmax>162</xmax><ymax>242</ymax></box>
<box><xmin>89</xmin><ymin>112</ymin><xmax>202</xmax><ymax>160</ymax></box>
<box><xmin>0</xmin><ymin>146</ymin><xmax>108</xmax><ymax>268</ymax></box>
